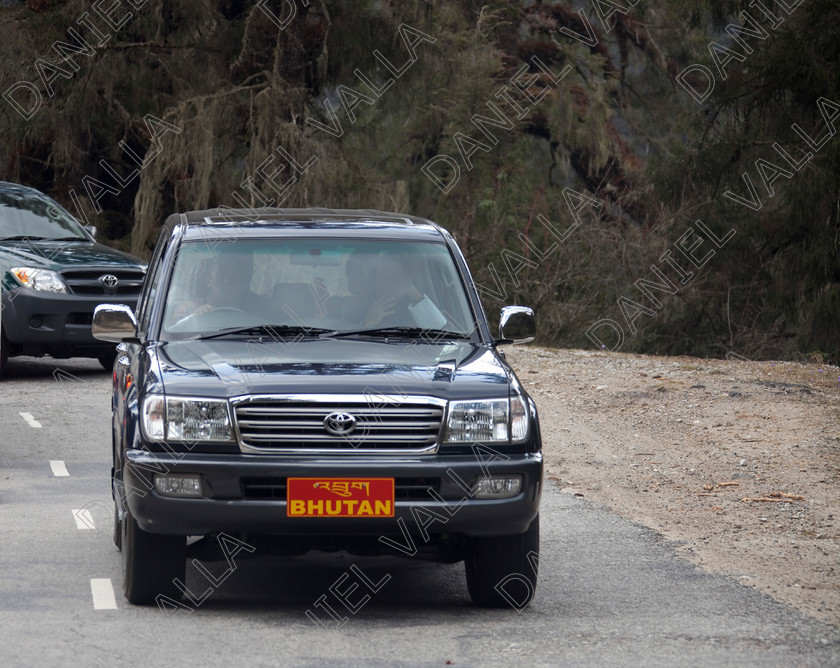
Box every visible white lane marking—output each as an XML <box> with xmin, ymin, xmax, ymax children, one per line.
<box><xmin>50</xmin><ymin>460</ymin><xmax>69</xmax><ymax>477</ymax></box>
<box><xmin>19</xmin><ymin>412</ymin><xmax>42</xmax><ymax>428</ymax></box>
<box><xmin>73</xmin><ymin>509</ymin><xmax>95</xmax><ymax>530</ymax></box>
<box><xmin>90</xmin><ymin>578</ymin><xmax>117</xmax><ymax>610</ymax></box>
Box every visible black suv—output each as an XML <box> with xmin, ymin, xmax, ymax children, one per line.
<box><xmin>0</xmin><ymin>182</ymin><xmax>146</xmax><ymax>375</ymax></box>
<box><xmin>93</xmin><ymin>208</ymin><xmax>542</xmax><ymax>608</ymax></box>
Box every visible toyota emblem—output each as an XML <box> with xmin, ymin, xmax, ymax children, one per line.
<box><xmin>324</xmin><ymin>412</ymin><xmax>357</xmax><ymax>436</ymax></box>
<box><xmin>99</xmin><ymin>274</ymin><xmax>119</xmax><ymax>288</ymax></box>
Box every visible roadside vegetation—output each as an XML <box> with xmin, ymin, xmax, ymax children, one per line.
<box><xmin>2</xmin><ymin>0</ymin><xmax>838</xmax><ymax>362</ymax></box>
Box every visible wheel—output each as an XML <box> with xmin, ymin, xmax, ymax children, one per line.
<box><xmin>113</xmin><ymin>503</ymin><xmax>121</xmax><ymax>550</ymax></box>
<box><xmin>98</xmin><ymin>349</ymin><xmax>117</xmax><ymax>370</ymax></box>
<box><xmin>112</xmin><ymin>450</ymin><xmax>121</xmax><ymax>550</ymax></box>
<box><xmin>0</xmin><ymin>330</ymin><xmax>8</xmax><ymax>380</ymax></box>
<box><xmin>122</xmin><ymin>507</ymin><xmax>186</xmax><ymax>605</ymax></box>
<box><xmin>465</xmin><ymin>515</ymin><xmax>539</xmax><ymax>608</ymax></box>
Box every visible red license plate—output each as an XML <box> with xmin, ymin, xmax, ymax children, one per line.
<box><xmin>287</xmin><ymin>478</ymin><xmax>395</xmax><ymax>517</ymax></box>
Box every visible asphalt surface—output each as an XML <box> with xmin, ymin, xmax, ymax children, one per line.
<box><xmin>1</xmin><ymin>356</ymin><xmax>838</xmax><ymax>667</ymax></box>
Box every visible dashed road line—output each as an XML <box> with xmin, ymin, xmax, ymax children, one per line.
<box><xmin>19</xmin><ymin>412</ymin><xmax>42</xmax><ymax>428</ymax></box>
<box><xmin>90</xmin><ymin>578</ymin><xmax>117</xmax><ymax>610</ymax></box>
<box><xmin>49</xmin><ymin>460</ymin><xmax>69</xmax><ymax>477</ymax></box>
<box><xmin>72</xmin><ymin>508</ymin><xmax>96</xmax><ymax>530</ymax></box>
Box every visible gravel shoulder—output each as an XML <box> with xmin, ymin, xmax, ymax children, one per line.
<box><xmin>505</xmin><ymin>345</ymin><xmax>840</xmax><ymax>627</ymax></box>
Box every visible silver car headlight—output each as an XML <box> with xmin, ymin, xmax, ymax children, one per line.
<box><xmin>10</xmin><ymin>267</ymin><xmax>68</xmax><ymax>293</ymax></box>
<box><xmin>142</xmin><ymin>395</ymin><xmax>234</xmax><ymax>443</ymax></box>
<box><xmin>444</xmin><ymin>396</ymin><xmax>529</xmax><ymax>443</ymax></box>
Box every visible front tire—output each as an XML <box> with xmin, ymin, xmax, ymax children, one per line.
<box><xmin>465</xmin><ymin>515</ymin><xmax>539</xmax><ymax>608</ymax></box>
<box><xmin>98</xmin><ymin>350</ymin><xmax>117</xmax><ymax>370</ymax></box>
<box><xmin>0</xmin><ymin>330</ymin><xmax>9</xmax><ymax>379</ymax></box>
<box><xmin>113</xmin><ymin>503</ymin><xmax>121</xmax><ymax>550</ymax></box>
<box><xmin>122</xmin><ymin>508</ymin><xmax>186</xmax><ymax>605</ymax></box>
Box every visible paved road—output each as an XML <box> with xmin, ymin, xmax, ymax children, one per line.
<box><xmin>1</xmin><ymin>357</ymin><xmax>838</xmax><ymax>667</ymax></box>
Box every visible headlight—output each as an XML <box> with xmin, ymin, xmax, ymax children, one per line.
<box><xmin>142</xmin><ymin>395</ymin><xmax>234</xmax><ymax>443</ymax></box>
<box><xmin>10</xmin><ymin>267</ymin><xmax>68</xmax><ymax>293</ymax></box>
<box><xmin>444</xmin><ymin>396</ymin><xmax>529</xmax><ymax>443</ymax></box>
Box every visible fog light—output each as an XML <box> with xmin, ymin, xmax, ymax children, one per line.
<box><xmin>154</xmin><ymin>474</ymin><xmax>203</xmax><ymax>498</ymax></box>
<box><xmin>473</xmin><ymin>475</ymin><xmax>522</xmax><ymax>499</ymax></box>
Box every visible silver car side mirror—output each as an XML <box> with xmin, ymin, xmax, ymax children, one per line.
<box><xmin>92</xmin><ymin>304</ymin><xmax>138</xmax><ymax>343</ymax></box>
<box><xmin>498</xmin><ymin>306</ymin><xmax>535</xmax><ymax>345</ymax></box>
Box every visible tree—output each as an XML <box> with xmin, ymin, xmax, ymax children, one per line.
<box><xmin>1</xmin><ymin>0</ymin><xmax>836</xmax><ymax>361</ymax></box>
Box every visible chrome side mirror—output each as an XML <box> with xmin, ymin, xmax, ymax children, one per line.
<box><xmin>92</xmin><ymin>304</ymin><xmax>138</xmax><ymax>343</ymax></box>
<box><xmin>84</xmin><ymin>225</ymin><xmax>97</xmax><ymax>239</ymax></box>
<box><xmin>498</xmin><ymin>306</ymin><xmax>535</xmax><ymax>345</ymax></box>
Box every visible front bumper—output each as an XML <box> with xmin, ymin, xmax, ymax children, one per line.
<box><xmin>1</xmin><ymin>287</ymin><xmax>136</xmax><ymax>355</ymax></box>
<box><xmin>122</xmin><ymin>449</ymin><xmax>543</xmax><ymax>538</ymax></box>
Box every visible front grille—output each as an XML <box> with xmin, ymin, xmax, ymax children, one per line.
<box><xmin>242</xmin><ymin>476</ymin><xmax>441</xmax><ymax>500</ymax></box>
<box><xmin>233</xmin><ymin>395</ymin><xmax>445</xmax><ymax>454</ymax></box>
<box><xmin>61</xmin><ymin>269</ymin><xmax>145</xmax><ymax>296</ymax></box>
<box><xmin>394</xmin><ymin>477</ymin><xmax>441</xmax><ymax>499</ymax></box>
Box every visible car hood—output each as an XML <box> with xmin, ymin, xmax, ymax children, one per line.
<box><xmin>0</xmin><ymin>240</ymin><xmax>144</xmax><ymax>271</ymax></box>
<box><xmin>152</xmin><ymin>338</ymin><xmax>514</xmax><ymax>401</ymax></box>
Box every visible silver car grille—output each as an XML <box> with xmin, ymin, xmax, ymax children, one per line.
<box><xmin>232</xmin><ymin>394</ymin><xmax>445</xmax><ymax>454</ymax></box>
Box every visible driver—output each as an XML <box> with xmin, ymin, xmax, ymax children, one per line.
<box><xmin>170</xmin><ymin>250</ymin><xmax>260</xmax><ymax>323</ymax></box>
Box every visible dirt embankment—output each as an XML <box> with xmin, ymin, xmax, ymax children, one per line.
<box><xmin>504</xmin><ymin>346</ymin><xmax>840</xmax><ymax>627</ymax></box>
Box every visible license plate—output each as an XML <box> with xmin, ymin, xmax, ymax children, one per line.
<box><xmin>287</xmin><ymin>478</ymin><xmax>395</xmax><ymax>517</ymax></box>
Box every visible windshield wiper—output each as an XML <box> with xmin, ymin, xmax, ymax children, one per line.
<box><xmin>196</xmin><ymin>324</ymin><xmax>336</xmax><ymax>341</ymax></box>
<box><xmin>0</xmin><ymin>235</ymin><xmax>46</xmax><ymax>241</ymax></box>
<box><xmin>327</xmin><ymin>326</ymin><xmax>471</xmax><ymax>340</ymax></box>
<box><xmin>50</xmin><ymin>236</ymin><xmax>89</xmax><ymax>242</ymax></box>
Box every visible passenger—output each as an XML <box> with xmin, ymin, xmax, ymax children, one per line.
<box><xmin>343</xmin><ymin>252</ymin><xmax>446</xmax><ymax>329</ymax></box>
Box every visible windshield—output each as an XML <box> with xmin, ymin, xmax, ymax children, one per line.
<box><xmin>161</xmin><ymin>237</ymin><xmax>478</xmax><ymax>341</ymax></box>
<box><xmin>0</xmin><ymin>188</ymin><xmax>88</xmax><ymax>241</ymax></box>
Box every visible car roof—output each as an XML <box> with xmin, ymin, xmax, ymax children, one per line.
<box><xmin>167</xmin><ymin>208</ymin><xmax>448</xmax><ymax>242</ymax></box>
<box><xmin>0</xmin><ymin>181</ymin><xmax>52</xmax><ymax>197</ymax></box>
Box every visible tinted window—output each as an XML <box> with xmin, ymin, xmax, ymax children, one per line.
<box><xmin>136</xmin><ymin>229</ymin><xmax>170</xmax><ymax>337</ymax></box>
<box><xmin>160</xmin><ymin>237</ymin><xmax>477</xmax><ymax>340</ymax></box>
<box><xmin>0</xmin><ymin>189</ymin><xmax>87</xmax><ymax>241</ymax></box>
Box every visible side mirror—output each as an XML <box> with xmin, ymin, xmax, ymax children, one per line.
<box><xmin>92</xmin><ymin>304</ymin><xmax>138</xmax><ymax>343</ymax></box>
<box><xmin>498</xmin><ymin>306</ymin><xmax>535</xmax><ymax>345</ymax></box>
<box><xmin>85</xmin><ymin>225</ymin><xmax>97</xmax><ymax>239</ymax></box>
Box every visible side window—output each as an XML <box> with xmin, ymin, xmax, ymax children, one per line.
<box><xmin>136</xmin><ymin>230</ymin><xmax>170</xmax><ymax>337</ymax></box>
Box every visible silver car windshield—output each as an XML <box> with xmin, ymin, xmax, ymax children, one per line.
<box><xmin>160</xmin><ymin>237</ymin><xmax>477</xmax><ymax>340</ymax></box>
